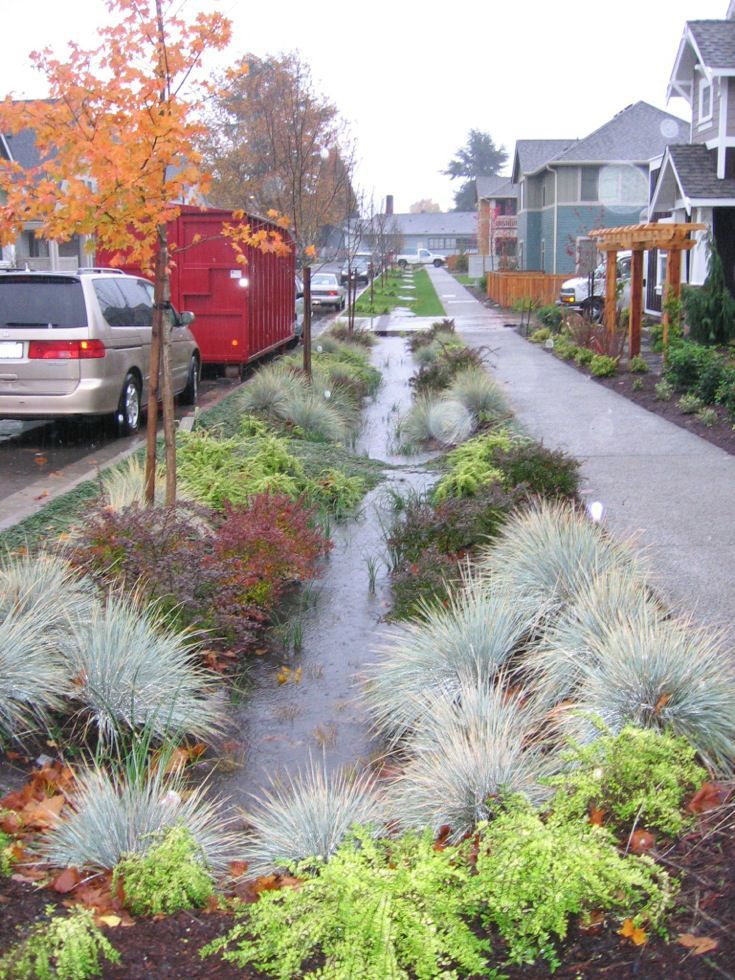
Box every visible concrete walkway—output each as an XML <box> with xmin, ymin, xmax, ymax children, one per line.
<box><xmin>427</xmin><ymin>265</ymin><xmax>735</xmax><ymax>638</ymax></box>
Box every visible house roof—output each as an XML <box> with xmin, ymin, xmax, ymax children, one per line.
<box><xmin>388</xmin><ymin>211</ymin><xmax>478</xmax><ymax>236</ymax></box>
<box><xmin>511</xmin><ymin>139</ymin><xmax>576</xmax><ymax>181</ymax></box>
<box><xmin>3</xmin><ymin>126</ymin><xmax>43</xmax><ymax>169</ymax></box>
<box><xmin>650</xmin><ymin>143</ymin><xmax>735</xmax><ymax>212</ymax></box>
<box><xmin>550</xmin><ymin>102</ymin><xmax>688</xmax><ymax>165</ymax></box>
<box><xmin>687</xmin><ymin>20</ymin><xmax>735</xmax><ymax>70</ymax></box>
<box><xmin>476</xmin><ymin>175</ymin><xmax>518</xmax><ymax>201</ymax></box>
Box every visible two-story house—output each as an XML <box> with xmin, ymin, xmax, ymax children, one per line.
<box><xmin>650</xmin><ymin>8</ymin><xmax>735</xmax><ymax>297</ymax></box>
<box><xmin>513</xmin><ymin>102</ymin><xmax>688</xmax><ymax>277</ymax></box>
<box><xmin>475</xmin><ymin>175</ymin><xmax>518</xmax><ymax>272</ymax></box>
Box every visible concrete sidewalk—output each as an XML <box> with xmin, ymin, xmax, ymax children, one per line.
<box><xmin>426</xmin><ymin>265</ymin><xmax>735</xmax><ymax>637</ymax></box>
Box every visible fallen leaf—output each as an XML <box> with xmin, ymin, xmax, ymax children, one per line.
<box><xmin>619</xmin><ymin>918</ymin><xmax>647</xmax><ymax>945</ymax></box>
<box><xmin>34</xmin><ymin>491</ymin><xmax>49</xmax><ymax>501</ymax></box>
<box><xmin>629</xmin><ymin>829</ymin><xmax>656</xmax><ymax>854</ymax></box>
<box><xmin>97</xmin><ymin>914</ymin><xmax>122</xmax><ymax>928</ymax></box>
<box><xmin>589</xmin><ymin>807</ymin><xmax>605</xmax><ymax>826</ymax></box>
<box><xmin>52</xmin><ymin>867</ymin><xmax>81</xmax><ymax>894</ymax></box>
<box><xmin>653</xmin><ymin>692</ymin><xmax>671</xmax><ymax>714</ymax></box>
<box><xmin>228</xmin><ymin>860</ymin><xmax>248</xmax><ymax>878</ymax></box>
<box><xmin>687</xmin><ymin>782</ymin><xmax>731</xmax><ymax>814</ymax></box>
<box><xmin>677</xmin><ymin>933</ymin><xmax>718</xmax><ymax>955</ymax></box>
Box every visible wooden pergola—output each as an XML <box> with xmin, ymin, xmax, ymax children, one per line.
<box><xmin>588</xmin><ymin>222</ymin><xmax>705</xmax><ymax>357</ymax></box>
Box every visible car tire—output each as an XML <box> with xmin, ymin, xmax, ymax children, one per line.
<box><xmin>179</xmin><ymin>355</ymin><xmax>200</xmax><ymax>406</ymax></box>
<box><xmin>433</xmin><ymin>259</ymin><xmax>444</xmax><ymax>267</ymax></box>
<box><xmin>116</xmin><ymin>372</ymin><xmax>142</xmax><ymax>436</ymax></box>
<box><xmin>584</xmin><ymin>298</ymin><xmax>604</xmax><ymax>323</ymax></box>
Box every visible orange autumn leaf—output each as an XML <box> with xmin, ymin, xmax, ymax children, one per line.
<box><xmin>589</xmin><ymin>807</ymin><xmax>606</xmax><ymax>826</ymax></box>
<box><xmin>619</xmin><ymin>919</ymin><xmax>647</xmax><ymax>945</ymax></box>
<box><xmin>677</xmin><ymin>933</ymin><xmax>718</xmax><ymax>955</ymax></box>
<box><xmin>687</xmin><ymin>781</ymin><xmax>731</xmax><ymax>814</ymax></box>
<box><xmin>52</xmin><ymin>867</ymin><xmax>82</xmax><ymax>894</ymax></box>
<box><xmin>228</xmin><ymin>860</ymin><xmax>248</xmax><ymax>879</ymax></box>
<box><xmin>629</xmin><ymin>829</ymin><xmax>656</xmax><ymax>854</ymax></box>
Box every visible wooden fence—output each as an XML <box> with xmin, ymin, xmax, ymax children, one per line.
<box><xmin>486</xmin><ymin>271</ymin><xmax>568</xmax><ymax>308</ymax></box>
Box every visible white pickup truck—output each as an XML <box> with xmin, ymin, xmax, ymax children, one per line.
<box><xmin>558</xmin><ymin>252</ymin><xmax>635</xmax><ymax>322</ymax></box>
<box><xmin>395</xmin><ymin>248</ymin><xmax>446</xmax><ymax>269</ymax></box>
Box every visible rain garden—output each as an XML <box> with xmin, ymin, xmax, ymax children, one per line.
<box><xmin>1</xmin><ymin>318</ymin><xmax>734</xmax><ymax>977</ymax></box>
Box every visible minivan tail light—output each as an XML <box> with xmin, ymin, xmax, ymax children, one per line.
<box><xmin>28</xmin><ymin>339</ymin><xmax>106</xmax><ymax>360</ymax></box>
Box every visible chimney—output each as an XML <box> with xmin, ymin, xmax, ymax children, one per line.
<box><xmin>385</xmin><ymin>194</ymin><xmax>394</xmax><ymax>217</ymax></box>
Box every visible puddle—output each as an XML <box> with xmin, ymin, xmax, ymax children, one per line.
<box><xmin>214</xmin><ymin>336</ymin><xmax>436</xmax><ymax>806</ymax></box>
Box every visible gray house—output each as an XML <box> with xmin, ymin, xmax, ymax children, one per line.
<box><xmin>383</xmin><ymin>210</ymin><xmax>478</xmax><ymax>258</ymax></box>
<box><xmin>0</xmin><ymin>118</ymin><xmax>93</xmax><ymax>271</ymax></box>
<box><xmin>475</xmin><ymin>175</ymin><xmax>518</xmax><ymax>270</ymax></box>
<box><xmin>513</xmin><ymin>102</ymin><xmax>688</xmax><ymax>275</ymax></box>
<box><xmin>650</xmin><ymin>9</ymin><xmax>735</xmax><ymax>296</ymax></box>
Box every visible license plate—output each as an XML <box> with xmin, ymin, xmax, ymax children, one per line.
<box><xmin>0</xmin><ymin>342</ymin><xmax>23</xmax><ymax>359</ymax></box>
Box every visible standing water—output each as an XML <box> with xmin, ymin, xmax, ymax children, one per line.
<box><xmin>215</xmin><ymin>335</ymin><xmax>436</xmax><ymax>809</ymax></box>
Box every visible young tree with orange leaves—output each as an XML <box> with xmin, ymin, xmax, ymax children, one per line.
<box><xmin>0</xmin><ymin>0</ymin><xmax>286</xmax><ymax>505</ymax></box>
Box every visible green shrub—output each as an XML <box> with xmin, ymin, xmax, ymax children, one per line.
<box><xmin>433</xmin><ymin>430</ymin><xmax>512</xmax><ymax>501</ymax></box>
<box><xmin>0</xmin><ymin>830</ymin><xmax>14</xmax><ymax>877</ymax></box>
<box><xmin>681</xmin><ymin>241</ymin><xmax>735</xmax><ymax>346</ymax></box>
<box><xmin>529</xmin><ymin>327</ymin><xmax>551</xmax><ymax>344</ymax></box>
<box><xmin>628</xmin><ymin>354</ymin><xmax>649</xmax><ymax>373</ymax></box>
<box><xmin>632</xmin><ymin>377</ymin><xmax>644</xmax><ymax>391</ymax></box>
<box><xmin>454</xmin><ymin>252</ymin><xmax>469</xmax><ymax>273</ymax></box>
<box><xmin>716</xmin><ymin>370</ymin><xmax>735</xmax><ymax>417</ymax></box>
<box><xmin>665</xmin><ymin>340</ymin><xmax>718</xmax><ymax>390</ymax></box>
<box><xmin>478</xmin><ymin>273</ymin><xmax>488</xmax><ymax>292</ymax></box>
<box><xmin>113</xmin><ymin>824</ymin><xmax>215</xmax><ymax>916</ymax></box>
<box><xmin>0</xmin><ymin>906</ymin><xmax>120</xmax><ymax>980</ymax></box>
<box><xmin>696</xmin><ymin>406</ymin><xmax>718</xmax><ymax>428</ymax></box>
<box><xmin>411</xmin><ymin>344</ymin><xmax>484</xmax><ymax>397</ymax></box>
<box><xmin>574</xmin><ymin>347</ymin><xmax>594</xmax><ymax>366</ymax></box>
<box><xmin>551</xmin><ymin>337</ymin><xmax>578</xmax><ymax>360</ymax></box>
<box><xmin>649</xmin><ymin>319</ymin><xmax>683</xmax><ymax>353</ymax></box>
<box><xmin>654</xmin><ymin>379</ymin><xmax>674</xmax><ymax>401</ymax></box>
<box><xmin>678</xmin><ymin>392</ymin><xmax>703</xmax><ymax>414</ymax></box>
<box><xmin>202</xmin><ymin>827</ymin><xmax>490</xmax><ymax>979</ymax></box>
<box><xmin>695</xmin><ymin>357</ymin><xmax>734</xmax><ymax>405</ymax></box>
<box><xmin>469</xmin><ymin>802</ymin><xmax>674</xmax><ymax>970</ymax></box>
<box><xmin>589</xmin><ymin>354</ymin><xmax>618</xmax><ymax>377</ymax></box>
<box><xmin>548</xmin><ymin>725</ymin><xmax>706</xmax><ymax>837</ymax></box>
<box><xmin>535</xmin><ymin>304</ymin><xmax>563</xmax><ymax>331</ymax></box>
<box><xmin>494</xmin><ymin>440</ymin><xmax>580</xmax><ymax>500</ymax></box>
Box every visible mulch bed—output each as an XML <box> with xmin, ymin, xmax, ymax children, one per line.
<box><xmin>2</xmin><ymin>802</ymin><xmax>734</xmax><ymax>978</ymax></box>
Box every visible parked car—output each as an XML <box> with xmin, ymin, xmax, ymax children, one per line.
<box><xmin>558</xmin><ymin>251</ymin><xmax>635</xmax><ymax>322</ymax></box>
<box><xmin>340</xmin><ymin>253</ymin><xmax>373</xmax><ymax>285</ymax></box>
<box><xmin>395</xmin><ymin>248</ymin><xmax>446</xmax><ymax>268</ymax></box>
<box><xmin>0</xmin><ymin>269</ymin><xmax>200</xmax><ymax>435</ymax></box>
<box><xmin>310</xmin><ymin>272</ymin><xmax>346</xmax><ymax>311</ymax></box>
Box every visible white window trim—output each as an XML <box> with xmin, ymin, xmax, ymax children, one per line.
<box><xmin>698</xmin><ymin>77</ymin><xmax>713</xmax><ymax>126</ymax></box>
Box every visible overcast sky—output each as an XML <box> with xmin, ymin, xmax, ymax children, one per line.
<box><xmin>0</xmin><ymin>0</ymin><xmax>727</xmax><ymax>212</ymax></box>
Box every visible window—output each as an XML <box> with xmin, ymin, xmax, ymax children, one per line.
<box><xmin>0</xmin><ymin>276</ymin><xmax>87</xmax><ymax>328</ymax></box>
<box><xmin>580</xmin><ymin>167</ymin><xmax>599</xmax><ymax>202</ymax></box>
<box><xmin>116</xmin><ymin>278</ymin><xmax>154</xmax><ymax>327</ymax></box>
<box><xmin>93</xmin><ymin>279</ymin><xmax>129</xmax><ymax>326</ymax></box>
<box><xmin>699</xmin><ymin>77</ymin><xmax>713</xmax><ymax>123</ymax></box>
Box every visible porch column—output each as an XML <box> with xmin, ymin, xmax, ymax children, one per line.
<box><xmin>604</xmin><ymin>248</ymin><xmax>618</xmax><ymax>340</ymax></box>
<box><xmin>628</xmin><ymin>248</ymin><xmax>644</xmax><ymax>358</ymax></box>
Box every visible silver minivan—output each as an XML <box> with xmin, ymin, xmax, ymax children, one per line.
<box><xmin>0</xmin><ymin>269</ymin><xmax>200</xmax><ymax>434</ymax></box>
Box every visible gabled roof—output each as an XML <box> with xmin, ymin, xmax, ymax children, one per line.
<box><xmin>550</xmin><ymin>102</ymin><xmax>687</xmax><ymax>165</ymax></box>
<box><xmin>668</xmin><ymin>20</ymin><xmax>735</xmax><ymax>101</ymax></box>
<box><xmin>3</xmin><ymin>127</ymin><xmax>43</xmax><ymax>169</ymax></box>
<box><xmin>688</xmin><ymin>20</ymin><xmax>735</xmax><ymax>70</ymax></box>
<box><xmin>650</xmin><ymin>143</ymin><xmax>735</xmax><ymax>213</ymax></box>
<box><xmin>475</xmin><ymin>175</ymin><xmax>518</xmax><ymax>201</ymax></box>
<box><xmin>389</xmin><ymin>211</ymin><xmax>478</xmax><ymax>236</ymax></box>
<box><xmin>511</xmin><ymin>139</ymin><xmax>576</xmax><ymax>182</ymax></box>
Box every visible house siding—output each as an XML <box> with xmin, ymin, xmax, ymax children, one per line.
<box><xmin>554</xmin><ymin>204</ymin><xmax>642</xmax><ymax>275</ymax></box>
<box><xmin>541</xmin><ymin>207</ymin><xmax>555</xmax><ymax>272</ymax></box>
<box><xmin>518</xmin><ymin>210</ymin><xmax>542</xmax><ymax>269</ymax></box>
<box><xmin>728</xmin><ymin>78</ymin><xmax>735</xmax><ymax>134</ymax></box>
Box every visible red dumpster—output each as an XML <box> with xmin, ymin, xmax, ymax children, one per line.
<box><xmin>97</xmin><ymin>206</ymin><xmax>296</xmax><ymax>366</ymax></box>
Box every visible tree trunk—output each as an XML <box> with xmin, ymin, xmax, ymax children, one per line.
<box><xmin>144</xmin><ymin>232</ymin><xmax>168</xmax><ymax>505</ymax></box>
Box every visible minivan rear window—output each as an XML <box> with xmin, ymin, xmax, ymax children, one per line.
<box><xmin>0</xmin><ymin>276</ymin><xmax>88</xmax><ymax>329</ymax></box>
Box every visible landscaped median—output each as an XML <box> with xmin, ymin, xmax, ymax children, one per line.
<box><xmin>1</xmin><ymin>318</ymin><xmax>734</xmax><ymax>977</ymax></box>
<box><xmin>354</xmin><ymin>265</ymin><xmax>444</xmax><ymax>318</ymax></box>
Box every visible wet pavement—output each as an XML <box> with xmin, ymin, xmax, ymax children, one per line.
<box><xmin>215</xmin><ymin>335</ymin><xmax>438</xmax><ymax>806</ymax></box>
